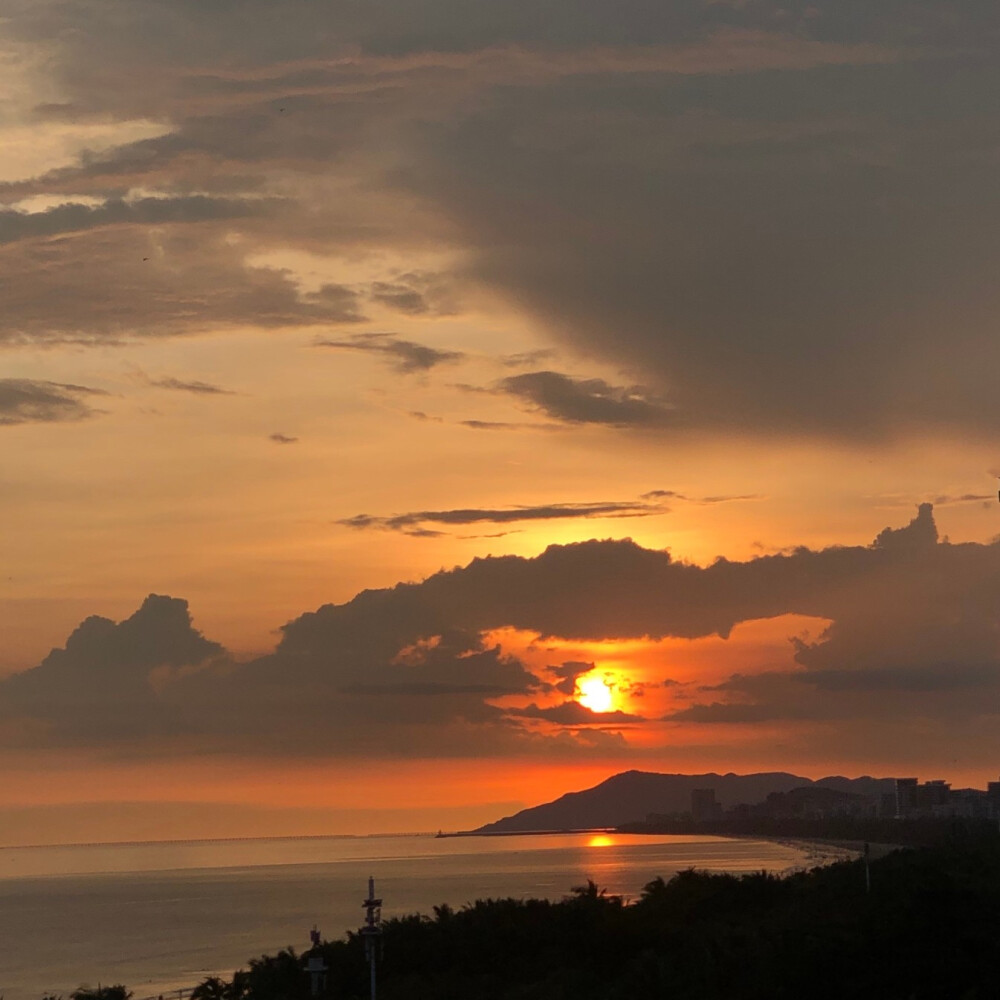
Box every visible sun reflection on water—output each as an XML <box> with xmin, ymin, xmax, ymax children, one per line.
<box><xmin>587</xmin><ymin>834</ymin><xmax>616</xmax><ymax>848</ymax></box>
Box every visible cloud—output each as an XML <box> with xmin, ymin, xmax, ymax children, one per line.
<box><xmin>149</xmin><ymin>377</ymin><xmax>233</xmax><ymax>395</ymax></box>
<box><xmin>508</xmin><ymin>700</ymin><xmax>644</xmax><ymax>725</ymax></box>
<box><xmin>0</xmin><ymin>226</ymin><xmax>364</xmax><ymax>345</ymax></box>
<box><xmin>269</xmin><ymin>432</ymin><xmax>298</xmax><ymax>444</ymax></box>
<box><xmin>369</xmin><ymin>281</ymin><xmax>429</xmax><ymax>314</ymax></box>
<box><xmin>0</xmin><ymin>195</ymin><xmax>276</xmax><ymax>246</ymax></box>
<box><xmin>336</xmin><ymin>497</ymin><xmax>668</xmax><ymax>535</ymax></box>
<box><xmin>546</xmin><ymin>660</ymin><xmax>595</xmax><ymax>696</ymax></box>
<box><xmin>337</xmin><ymin>489</ymin><xmax>755</xmax><ymax>535</ymax></box>
<box><xmin>497</xmin><ymin>371</ymin><xmax>674</xmax><ymax>428</ymax></box>
<box><xmin>0</xmin><ymin>595</ymin><xmax>223</xmax><ymax>740</ymax></box>
<box><xmin>1</xmin><ymin>1</ymin><xmax>995</xmax><ymax>441</ymax></box>
<box><xmin>642</xmin><ymin>489</ymin><xmax>762</xmax><ymax>505</ymax></box>
<box><xmin>0</xmin><ymin>378</ymin><xmax>106</xmax><ymax>425</ymax></box>
<box><xmin>316</xmin><ymin>333</ymin><xmax>464</xmax><ymax>373</ymax></box>
<box><xmin>501</xmin><ymin>349</ymin><xmax>557</xmax><ymax>369</ymax></box>
<box><xmin>459</xmin><ymin>419</ymin><xmax>543</xmax><ymax>431</ymax></box>
<box><xmin>4</xmin><ymin>505</ymin><xmax>1000</xmax><ymax>762</ymax></box>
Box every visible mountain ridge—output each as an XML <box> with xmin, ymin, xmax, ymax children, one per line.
<box><xmin>474</xmin><ymin>769</ymin><xmax>896</xmax><ymax>833</ymax></box>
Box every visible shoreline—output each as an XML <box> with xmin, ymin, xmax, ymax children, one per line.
<box><xmin>438</xmin><ymin>827</ymin><xmax>904</xmax><ymax>868</ymax></box>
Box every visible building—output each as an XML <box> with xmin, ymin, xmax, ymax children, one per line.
<box><xmin>691</xmin><ymin>788</ymin><xmax>722</xmax><ymax>823</ymax></box>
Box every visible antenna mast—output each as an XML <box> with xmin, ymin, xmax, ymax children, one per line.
<box><xmin>360</xmin><ymin>875</ymin><xmax>383</xmax><ymax>1000</ymax></box>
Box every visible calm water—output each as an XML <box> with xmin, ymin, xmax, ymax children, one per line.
<box><xmin>0</xmin><ymin>832</ymin><xmax>843</xmax><ymax>1000</ymax></box>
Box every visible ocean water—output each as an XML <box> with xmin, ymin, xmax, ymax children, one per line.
<box><xmin>0</xmin><ymin>832</ymin><xmax>842</xmax><ymax>1000</ymax></box>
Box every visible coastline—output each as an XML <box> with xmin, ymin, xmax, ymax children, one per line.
<box><xmin>437</xmin><ymin>827</ymin><xmax>904</xmax><ymax>870</ymax></box>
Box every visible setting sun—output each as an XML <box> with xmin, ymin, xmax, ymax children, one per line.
<box><xmin>577</xmin><ymin>675</ymin><xmax>614</xmax><ymax>713</ymax></box>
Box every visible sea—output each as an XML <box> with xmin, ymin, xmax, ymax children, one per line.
<box><xmin>0</xmin><ymin>831</ymin><xmax>847</xmax><ymax>1000</ymax></box>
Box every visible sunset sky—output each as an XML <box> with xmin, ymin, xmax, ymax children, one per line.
<box><xmin>3</xmin><ymin>1</ymin><xmax>1000</xmax><ymax>846</ymax></box>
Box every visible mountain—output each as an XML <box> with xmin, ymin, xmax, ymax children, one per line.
<box><xmin>474</xmin><ymin>769</ymin><xmax>896</xmax><ymax>833</ymax></box>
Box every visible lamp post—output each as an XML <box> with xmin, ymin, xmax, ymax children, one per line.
<box><xmin>360</xmin><ymin>876</ymin><xmax>383</xmax><ymax>1000</ymax></box>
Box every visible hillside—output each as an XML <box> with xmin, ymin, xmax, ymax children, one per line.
<box><xmin>474</xmin><ymin>769</ymin><xmax>895</xmax><ymax>833</ymax></box>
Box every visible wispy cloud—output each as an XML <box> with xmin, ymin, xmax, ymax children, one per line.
<box><xmin>337</xmin><ymin>497</ymin><xmax>669</xmax><ymax>536</ymax></box>
<box><xmin>316</xmin><ymin>333</ymin><xmax>464</xmax><ymax>373</ymax></box>
<box><xmin>642</xmin><ymin>489</ymin><xmax>762</xmax><ymax>505</ymax></box>
<box><xmin>508</xmin><ymin>701</ymin><xmax>644</xmax><ymax>724</ymax></box>
<box><xmin>0</xmin><ymin>378</ymin><xmax>107</xmax><ymax>426</ymax></box>
<box><xmin>148</xmin><ymin>377</ymin><xmax>234</xmax><ymax>395</ymax></box>
<box><xmin>497</xmin><ymin>371</ymin><xmax>674</xmax><ymax>428</ymax></box>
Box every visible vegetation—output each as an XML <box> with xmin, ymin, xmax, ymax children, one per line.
<box><xmin>180</xmin><ymin>829</ymin><xmax>1000</xmax><ymax>1000</ymax></box>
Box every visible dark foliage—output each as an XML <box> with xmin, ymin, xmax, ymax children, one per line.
<box><xmin>69</xmin><ymin>988</ymin><xmax>132</xmax><ymax>1000</ymax></box>
<box><xmin>185</xmin><ymin>835</ymin><xmax>1000</xmax><ymax>999</ymax></box>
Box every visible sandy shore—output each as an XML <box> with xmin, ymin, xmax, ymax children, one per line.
<box><xmin>762</xmin><ymin>836</ymin><xmax>904</xmax><ymax>866</ymax></box>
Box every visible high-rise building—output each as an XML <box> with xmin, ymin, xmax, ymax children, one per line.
<box><xmin>691</xmin><ymin>788</ymin><xmax>722</xmax><ymax>822</ymax></box>
<box><xmin>895</xmin><ymin>777</ymin><xmax>918</xmax><ymax>818</ymax></box>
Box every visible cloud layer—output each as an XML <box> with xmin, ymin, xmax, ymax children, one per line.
<box><xmin>3</xmin><ymin>505</ymin><xmax>1000</xmax><ymax>766</ymax></box>
<box><xmin>1</xmin><ymin>2</ymin><xmax>998</xmax><ymax>438</ymax></box>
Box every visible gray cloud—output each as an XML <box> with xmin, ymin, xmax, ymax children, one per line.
<box><xmin>497</xmin><ymin>371</ymin><xmax>674</xmax><ymax>428</ymax></box>
<box><xmin>0</xmin><ymin>226</ymin><xmax>364</xmax><ymax>345</ymax></box>
<box><xmin>0</xmin><ymin>378</ymin><xmax>106</xmax><ymax>425</ymax></box>
<box><xmin>316</xmin><ymin>333</ymin><xmax>464</xmax><ymax>373</ymax></box>
<box><xmin>0</xmin><ymin>595</ymin><xmax>223</xmax><ymax>740</ymax></box>
<box><xmin>370</xmin><ymin>282</ymin><xmax>429</xmax><ymax>314</ymax></box>
<box><xmin>337</xmin><ymin>498</ymin><xmax>668</xmax><ymax>535</ymax></box>
<box><xmin>149</xmin><ymin>377</ymin><xmax>233</xmax><ymax>395</ymax></box>
<box><xmin>642</xmin><ymin>489</ymin><xmax>762</xmax><ymax>505</ymax></box>
<box><xmin>0</xmin><ymin>195</ymin><xmax>276</xmax><ymax>246</ymax></box>
<box><xmin>4</xmin><ymin>505</ymin><xmax>1000</xmax><ymax>762</ymax></box>
<box><xmin>2</xmin><ymin>2</ymin><xmax>997</xmax><ymax>439</ymax></box>
<box><xmin>546</xmin><ymin>660</ymin><xmax>595</xmax><ymax>696</ymax></box>
<box><xmin>269</xmin><ymin>432</ymin><xmax>299</xmax><ymax>444</ymax></box>
<box><xmin>508</xmin><ymin>700</ymin><xmax>644</xmax><ymax>725</ymax></box>
<box><xmin>458</xmin><ymin>419</ymin><xmax>559</xmax><ymax>431</ymax></box>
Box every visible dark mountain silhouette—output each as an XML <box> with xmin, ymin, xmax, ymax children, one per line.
<box><xmin>474</xmin><ymin>770</ymin><xmax>895</xmax><ymax>833</ymax></box>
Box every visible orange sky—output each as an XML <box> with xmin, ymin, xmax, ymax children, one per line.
<box><xmin>2</xmin><ymin>2</ymin><xmax>1000</xmax><ymax>846</ymax></box>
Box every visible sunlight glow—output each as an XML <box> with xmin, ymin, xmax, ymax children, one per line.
<box><xmin>577</xmin><ymin>675</ymin><xmax>614</xmax><ymax>713</ymax></box>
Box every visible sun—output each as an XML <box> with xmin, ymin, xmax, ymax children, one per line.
<box><xmin>576</xmin><ymin>675</ymin><xmax>614</xmax><ymax>713</ymax></box>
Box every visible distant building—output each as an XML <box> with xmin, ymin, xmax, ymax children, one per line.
<box><xmin>896</xmin><ymin>777</ymin><xmax>919</xmax><ymax>818</ymax></box>
<box><xmin>917</xmin><ymin>780</ymin><xmax>951</xmax><ymax>810</ymax></box>
<box><xmin>691</xmin><ymin>788</ymin><xmax>722</xmax><ymax>822</ymax></box>
<box><xmin>891</xmin><ymin>776</ymin><xmax>997</xmax><ymax>819</ymax></box>
<box><xmin>981</xmin><ymin>778</ymin><xmax>1000</xmax><ymax>820</ymax></box>
<box><xmin>757</xmin><ymin>786</ymin><xmax>873</xmax><ymax>820</ymax></box>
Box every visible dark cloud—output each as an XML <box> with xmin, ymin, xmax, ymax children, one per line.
<box><xmin>508</xmin><ymin>700</ymin><xmax>644</xmax><ymax>725</ymax></box>
<box><xmin>0</xmin><ymin>595</ymin><xmax>223</xmax><ymax>740</ymax></box>
<box><xmin>929</xmin><ymin>494</ymin><xmax>995</xmax><ymax>506</ymax></box>
<box><xmin>336</xmin><ymin>498</ymin><xmax>667</xmax><ymax>535</ymax></box>
<box><xmin>642</xmin><ymin>489</ymin><xmax>762</xmax><ymax>505</ymax></box>
<box><xmin>546</xmin><ymin>660</ymin><xmax>595</xmax><ymax>696</ymax></box>
<box><xmin>0</xmin><ymin>378</ymin><xmax>106</xmax><ymax>425</ymax></box>
<box><xmin>0</xmin><ymin>226</ymin><xmax>364</xmax><ymax>345</ymax></box>
<box><xmin>370</xmin><ymin>282</ymin><xmax>429</xmax><ymax>314</ymax></box>
<box><xmin>316</xmin><ymin>333</ymin><xmax>464</xmax><ymax>373</ymax></box>
<box><xmin>0</xmin><ymin>196</ymin><xmax>276</xmax><ymax>246</ymax></box>
<box><xmin>149</xmin><ymin>377</ymin><xmax>233</xmax><ymax>395</ymax></box>
<box><xmin>4</xmin><ymin>505</ymin><xmax>1000</xmax><ymax>762</ymax></box>
<box><xmin>459</xmin><ymin>419</ymin><xmax>553</xmax><ymax>431</ymax></box>
<box><xmin>497</xmin><ymin>371</ymin><xmax>674</xmax><ymax>428</ymax></box>
<box><xmin>3</xmin><ymin>2</ymin><xmax>998</xmax><ymax>439</ymax></box>
<box><xmin>501</xmin><ymin>349</ymin><xmax>557</xmax><ymax>369</ymax></box>
<box><xmin>269</xmin><ymin>432</ymin><xmax>299</xmax><ymax>444</ymax></box>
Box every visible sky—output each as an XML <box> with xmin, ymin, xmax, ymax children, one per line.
<box><xmin>2</xmin><ymin>0</ymin><xmax>1000</xmax><ymax>846</ymax></box>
